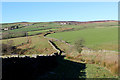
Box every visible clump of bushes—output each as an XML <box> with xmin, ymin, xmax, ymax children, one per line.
<box><xmin>74</xmin><ymin>39</ymin><xmax>85</xmax><ymax>53</ymax></box>
<box><xmin>1</xmin><ymin>40</ymin><xmax>28</xmax><ymax>55</ymax></box>
<box><xmin>1</xmin><ymin>40</ymin><xmax>15</xmax><ymax>55</ymax></box>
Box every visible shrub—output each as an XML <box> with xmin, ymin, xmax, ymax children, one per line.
<box><xmin>74</xmin><ymin>39</ymin><xmax>85</xmax><ymax>53</ymax></box>
<box><xmin>2</xmin><ymin>43</ymin><xmax>14</xmax><ymax>55</ymax></box>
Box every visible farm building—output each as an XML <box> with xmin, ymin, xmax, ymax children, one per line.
<box><xmin>1</xmin><ymin>25</ymin><xmax>19</xmax><ymax>31</ymax></box>
<box><xmin>4</xmin><ymin>28</ymin><xmax>9</xmax><ymax>31</ymax></box>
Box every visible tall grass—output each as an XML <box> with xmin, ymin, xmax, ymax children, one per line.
<box><xmin>78</xmin><ymin>49</ymin><xmax>118</xmax><ymax>76</ymax></box>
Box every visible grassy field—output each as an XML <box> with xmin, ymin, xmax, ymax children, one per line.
<box><xmin>2</xmin><ymin>37</ymin><xmax>28</xmax><ymax>46</ymax></box>
<box><xmin>47</xmin><ymin>38</ymin><xmax>118</xmax><ymax>77</ymax></box>
<box><xmin>2</xmin><ymin>35</ymin><xmax>56</xmax><ymax>55</ymax></box>
<box><xmin>2</xmin><ymin>21</ymin><xmax>117</xmax><ymax>39</ymax></box>
<box><xmin>47</xmin><ymin>24</ymin><xmax>118</xmax><ymax>76</ymax></box>
<box><xmin>85</xmin><ymin>64</ymin><xmax>116</xmax><ymax>78</ymax></box>
<box><xmin>47</xmin><ymin>27</ymin><xmax>118</xmax><ymax>51</ymax></box>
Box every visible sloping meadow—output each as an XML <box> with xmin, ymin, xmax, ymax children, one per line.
<box><xmin>47</xmin><ymin>22</ymin><xmax>118</xmax><ymax>76</ymax></box>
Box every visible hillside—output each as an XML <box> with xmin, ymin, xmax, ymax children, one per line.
<box><xmin>1</xmin><ymin>20</ymin><xmax>118</xmax><ymax>78</ymax></box>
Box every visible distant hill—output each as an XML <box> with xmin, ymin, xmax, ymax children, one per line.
<box><xmin>1</xmin><ymin>20</ymin><xmax>118</xmax><ymax>24</ymax></box>
<box><xmin>54</xmin><ymin>20</ymin><xmax>118</xmax><ymax>24</ymax></box>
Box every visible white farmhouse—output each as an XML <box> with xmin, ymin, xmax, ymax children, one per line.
<box><xmin>60</xmin><ymin>23</ymin><xmax>67</xmax><ymax>25</ymax></box>
<box><xmin>4</xmin><ymin>28</ymin><xmax>9</xmax><ymax>31</ymax></box>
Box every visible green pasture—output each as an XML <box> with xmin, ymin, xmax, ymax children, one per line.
<box><xmin>47</xmin><ymin>27</ymin><xmax>118</xmax><ymax>50</ymax></box>
<box><xmin>2</xmin><ymin>37</ymin><xmax>28</xmax><ymax>46</ymax></box>
<box><xmin>2</xmin><ymin>21</ymin><xmax>117</xmax><ymax>39</ymax></box>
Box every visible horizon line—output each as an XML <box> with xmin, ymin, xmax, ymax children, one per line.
<box><xmin>0</xmin><ymin>20</ymin><xmax>118</xmax><ymax>24</ymax></box>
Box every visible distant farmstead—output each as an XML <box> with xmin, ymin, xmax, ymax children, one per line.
<box><xmin>56</xmin><ymin>21</ymin><xmax>79</xmax><ymax>25</ymax></box>
<box><xmin>60</xmin><ymin>23</ymin><xmax>67</xmax><ymax>25</ymax></box>
<box><xmin>2</xmin><ymin>25</ymin><xmax>19</xmax><ymax>31</ymax></box>
<box><xmin>4</xmin><ymin>28</ymin><xmax>9</xmax><ymax>31</ymax></box>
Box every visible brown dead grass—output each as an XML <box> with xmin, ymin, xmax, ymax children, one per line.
<box><xmin>79</xmin><ymin>49</ymin><xmax>118</xmax><ymax>75</ymax></box>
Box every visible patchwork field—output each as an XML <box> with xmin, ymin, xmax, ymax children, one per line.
<box><xmin>1</xmin><ymin>21</ymin><xmax>118</xmax><ymax>78</ymax></box>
